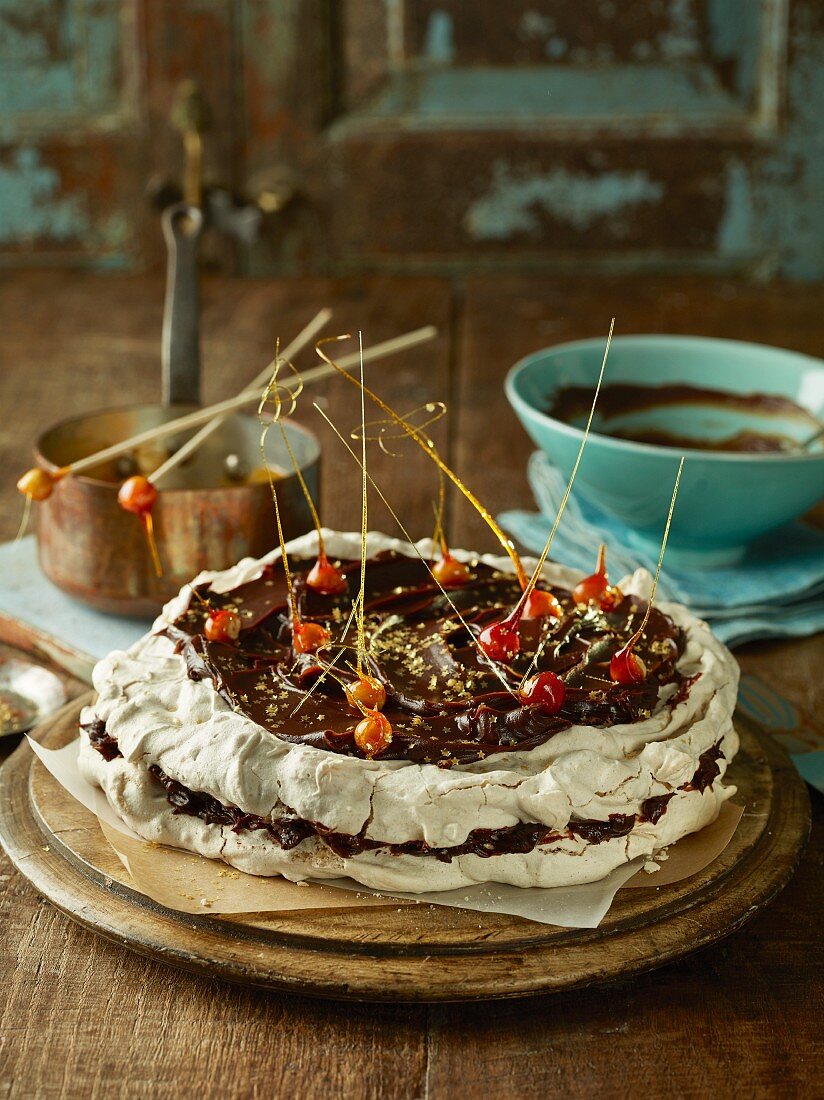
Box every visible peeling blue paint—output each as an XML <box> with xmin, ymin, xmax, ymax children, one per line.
<box><xmin>465</xmin><ymin>162</ymin><xmax>665</xmax><ymax>240</ymax></box>
<box><xmin>757</xmin><ymin>12</ymin><xmax>824</xmax><ymax>280</ymax></box>
<box><xmin>545</xmin><ymin>37</ymin><xmax>568</xmax><ymax>60</ymax></box>
<box><xmin>657</xmin><ymin>0</ymin><xmax>701</xmax><ymax>60</ymax></box>
<box><xmin>0</xmin><ymin>0</ymin><xmax>122</xmax><ymax>116</ymax></box>
<box><xmin>519</xmin><ymin>11</ymin><xmax>556</xmax><ymax>39</ymax></box>
<box><xmin>0</xmin><ymin>147</ymin><xmax>89</xmax><ymax>244</ymax></box>
<box><xmin>717</xmin><ymin>160</ymin><xmax>754</xmax><ymax>257</ymax></box>
<box><xmin>707</xmin><ymin>0</ymin><xmax>759</xmax><ymax>100</ymax></box>
<box><xmin>423</xmin><ymin>10</ymin><xmax>455</xmax><ymax>65</ymax></box>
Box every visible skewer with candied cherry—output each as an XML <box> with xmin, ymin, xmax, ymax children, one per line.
<box><xmin>114</xmin><ymin>319</ymin><xmax>436</xmax><ymax>578</ymax></box>
<box><xmin>312</xmin><ymin>331</ymin><xmax>584</xmax><ymax>700</ymax></box>
<box><xmin>336</xmin><ymin>333</ymin><xmax>393</xmax><ymax>758</ymax></box>
<box><xmin>430</xmin><ymin>474</ymin><xmax>472</xmax><ymax>589</ymax></box>
<box><xmin>256</xmin><ymin>347</ymin><xmax>331</xmax><ymax>659</ymax></box>
<box><xmin>609</xmin><ymin>458</ymin><xmax>684</xmax><ymax>685</ymax></box>
<box><xmin>572</xmin><ymin>543</ymin><xmax>621</xmax><ymax>610</ymax></box>
<box><xmin>478</xmin><ymin>320</ymin><xmax>615</xmax><ymax>667</ymax></box>
<box><xmin>312</xmin><ymin>402</ymin><xmax>518</xmax><ymax>704</ymax></box>
<box><xmin>270</xmin><ymin>393</ymin><xmax>348</xmax><ymax>598</ymax></box>
<box><xmin>316</xmin><ymin>335</ymin><xmax>530</xmax><ymax>593</ymax></box>
<box><xmin>14</xmin><ymin>318</ymin><xmax>438</xmax><ymax>569</ymax></box>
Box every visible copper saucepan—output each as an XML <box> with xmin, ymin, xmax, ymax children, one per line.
<box><xmin>32</xmin><ymin>202</ymin><xmax>319</xmax><ymax>618</ymax></box>
<box><xmin>34</xmin><ymin>407</ymin><xmax>320</xmax><ymax>618</ymax></box>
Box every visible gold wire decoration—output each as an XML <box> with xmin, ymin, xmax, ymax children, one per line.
<box><xmin>511</xmin><ymin>317</ymin><xmax>614</xmax><ymax>627</ymax></box>
<box><xmin>314</xmin><ymin>402</ymin><xmax>518</xmax><ymax>699</ymax></box>
<box><xmin>624</xmin><ymin>455</ymin><xmax>685</xmax><ymax>646</ymax></box>
<box><xmin>356</xmin><ymin>332</ymin><xmax>369</xmax><ymax>675</ymax></box>
<box><xmin>276</xmin><ymin>397</ymin><xmax>327</xmax><ymax>556</ymax></box>
<box><xmin>431</xmin><ymin>469</ymin><xmax>449</xmax><ymax>555</ymax></box>
<box><xmin>287</xmin><ymin>602</ymin><xmax>363</xmax><ymax>718</ymax></box>
<box><xmin>257</xmin><ymin>342</ymin><xmax>302</xmax><ymax>626</ymax></box>
<box><xmin>521</xmin><ymin>456</ymin><xmax>685</xmax><ymax>690</ymax></box>
<box><xmin>314</xmin><ymin>335</ymin><xmax>529</xmax><ymax>590</ymax></box>
<box><xmin>358</xmin><ymin>402</ymin><xmax>448</xmax><ymax>457</ymax></box>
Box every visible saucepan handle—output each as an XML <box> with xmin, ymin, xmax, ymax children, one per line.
<box><xmin>161</xmin><ymin>202</ymin><xmax>203</xmax><ymax>406</ymax></box>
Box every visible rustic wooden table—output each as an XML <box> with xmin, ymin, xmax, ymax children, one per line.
<box><xmin>0</xmin><ymin>271</ymin><xmax>821</xmax><ymax>1099</ymax></box>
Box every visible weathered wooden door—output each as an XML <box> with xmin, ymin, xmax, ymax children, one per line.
<box><xmin>0</xmin><ymin>0</ymin><xmax>141</xmax><ymax>266</ymax></box>
<box><xmin>2</xmin><ymin>1</ymin><xmax>822</xmax><ymax>279</ymax></box>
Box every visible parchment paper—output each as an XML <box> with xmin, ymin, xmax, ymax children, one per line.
<box><xmin>28</xmin><ymin>736</ymin><xmax>742</xmax><ymax>928</ymax></box>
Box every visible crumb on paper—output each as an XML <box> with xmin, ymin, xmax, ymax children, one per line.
<box><xmin>643</xmin><ymin>861</ymin><xmax>661</xmax><ymax>874</ymax></box>
<box><xmin>200</xmin><ymin>898</ymin><xmax>213</xmax><ymax>908</ymax></box>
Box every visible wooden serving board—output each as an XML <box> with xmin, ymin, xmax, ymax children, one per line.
<box><xmin>0</xmin><ymin>697</ymin><xmax>809</xmax><ymax>1003</ymax></box>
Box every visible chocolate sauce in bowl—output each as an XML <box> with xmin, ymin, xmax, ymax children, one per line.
<box><xmin>547</xmin><ymin>382</ymin><xmax>821</xmax><ymax>453</ymax></box>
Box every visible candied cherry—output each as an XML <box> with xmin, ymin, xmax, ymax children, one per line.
<box><xmin>478</xmin><ymin>617</ymin><xmax>520</xmax><ymax>663</ymax></box>
<box><xmin>204</xmin><ymin>609</ymin><xmax>242</xmax><ymax>644</ymax></box>
<box><xmin>345</xmin><ymin>675</ymin><xmax>387</xmax><ymax>711</ymax></box>
<box><xmin>293</xmin><ymin>620</ymin><xmax>330</xmax><ymax>654</ymax></box>
<box><xmin>353</xmin><ymin>710</ymin><xmax>393</xmax><ymax>758</ymax></box>
<box><xmin>117</xmin><ymin>475</ymin><xmax>157</xmax><ymax>516</ymax></box>
<box><xmin>432</xmin><ymin>553</ymin><xmax>471</xmax><ymax>588</ymax></box>
<box><xmin>519</xmin><ymin>671</ymin><xmax>566</xmax><ymax>715</ymax></box>
<box><xmin>572</xmin><ymin>544</ymin><xmax>620</xmax><ymax>610</ymax></box>
<box><xmin>610</xmin><ymin>640</ymin><xmax>647</xmax><ymax>684</ymax></box>
<box><xmin>521</xmin><ymin>588</ymin><xmax>562</xmax><ymax>621</ymax></box>
<box><xmin>17</xmin><ymin>467</ymin><xmax>57</xmax><ymax>502</ymax></box>
<box><xmin>306</xmin><ymin>552</ymin><xmax>348</xmax><ymax>596</ymax></box>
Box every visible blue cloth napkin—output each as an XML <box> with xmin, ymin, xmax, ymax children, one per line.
<box><xmin>499</xmin><ymin>452</ymin><xmax>824</xmax><ymax>648</ymax></box>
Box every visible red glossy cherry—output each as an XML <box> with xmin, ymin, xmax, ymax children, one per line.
<box><xmin>306</xmin><ymin>552</ymin><xmax>348</xmax><ymax>596</ymax></box>
<box><xmin>345</xmin><ymin>675</ymin><xmax>387</xmax><ymax>711</ymax></box>
<box><xmin>572</xmin><ymin>543</ymin><xmax>620</xmax><ymax>610</ymax></box>
<box><xmin>293</xmin><ymin>620</ymin><xmax>331</xmax><ymax>654</ymax></box>
<box><xmin>610</xmin><ymin>641</ymin><xmax>647</xmax><ymax>684</ymax></box>
<box><xmin>353</xmin><ymin>710</ymin><xmax>393</xmax><ymax>758</ymax></box>
<box><xmin>117</xmin><ymin>475</ymin><xmax>157</xmax><ymax>516</ymax></box>
<box><xmin>519</xmin><ymin>671</ymin><xmax>566</xmax><ymax>715</ymax></box>
<box><xmin>478</xmin><ymin>618</ymin><xmax>520</xmax><ymax>663</ymax></box>
<box><xmin>521</xmin><ymin>588</ymin><xmax>562</xmax><ymax>621</ymax></box>
<box><xmin>432</xmin><ymin>553</ymin><xmax>471</xmax><ymax>588</ymax></box>
<box><xmin>204</xmin><ymin>609</ymin><xmax>242</xmax><ymax>644</ymax></box>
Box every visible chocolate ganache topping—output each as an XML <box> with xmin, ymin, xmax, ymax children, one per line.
<box><xmin>161</xmin><ymin>550</ymin><xmax>688</xmax><ymax>767</ymax></box>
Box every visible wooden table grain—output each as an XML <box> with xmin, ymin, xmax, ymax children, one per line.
<box><xmin>0</xmin><ymin>271</ymin><xmax>821</xmax><ymax>1100</ymax></box>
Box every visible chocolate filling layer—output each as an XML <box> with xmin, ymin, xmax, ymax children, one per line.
<box><xmin>81</xmin><ymin>718</ymin><xmax>121</xmax><ymax>762</ymax></box>
<box><xmin>162</xmin><ymin>550</ymin><xmax>688</xmax><ymax>766</ymax></box>
<box><xmin>87</xmin><ymin>731</ymin><xmax>723</xmax><ymax>862</ymax></box>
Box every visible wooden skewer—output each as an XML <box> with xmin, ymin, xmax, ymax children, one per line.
<box><xmin>16</xmin><ymin>324</ymin><xmax>438</xmax><ymax>500</ymax></box>
<box><xmin>150</xmin><ymin>323</ymin><xmax>437</xmax><ymax>484</ymax></box>
<box><xmin>150</xmin><ymin>307</ymin><xmax>332</xmax><ymax>484</ymax></box>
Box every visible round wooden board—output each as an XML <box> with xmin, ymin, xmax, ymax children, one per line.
<box><xmin>0</xmin><ymin>697</ymin><xmax>810</xmax><ymax>1002</ymax></box>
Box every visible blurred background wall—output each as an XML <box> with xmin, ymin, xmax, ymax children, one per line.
<box><xmin>1</xmin><ymin>0</ymin><xmax>822</xmax><ymax>280</ymax></box>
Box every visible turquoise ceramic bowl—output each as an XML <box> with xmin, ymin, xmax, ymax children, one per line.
<box><xmin>505</xmin><ymin>335</ymin><xmax>824</xmax><ymax>566</ymax></box>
